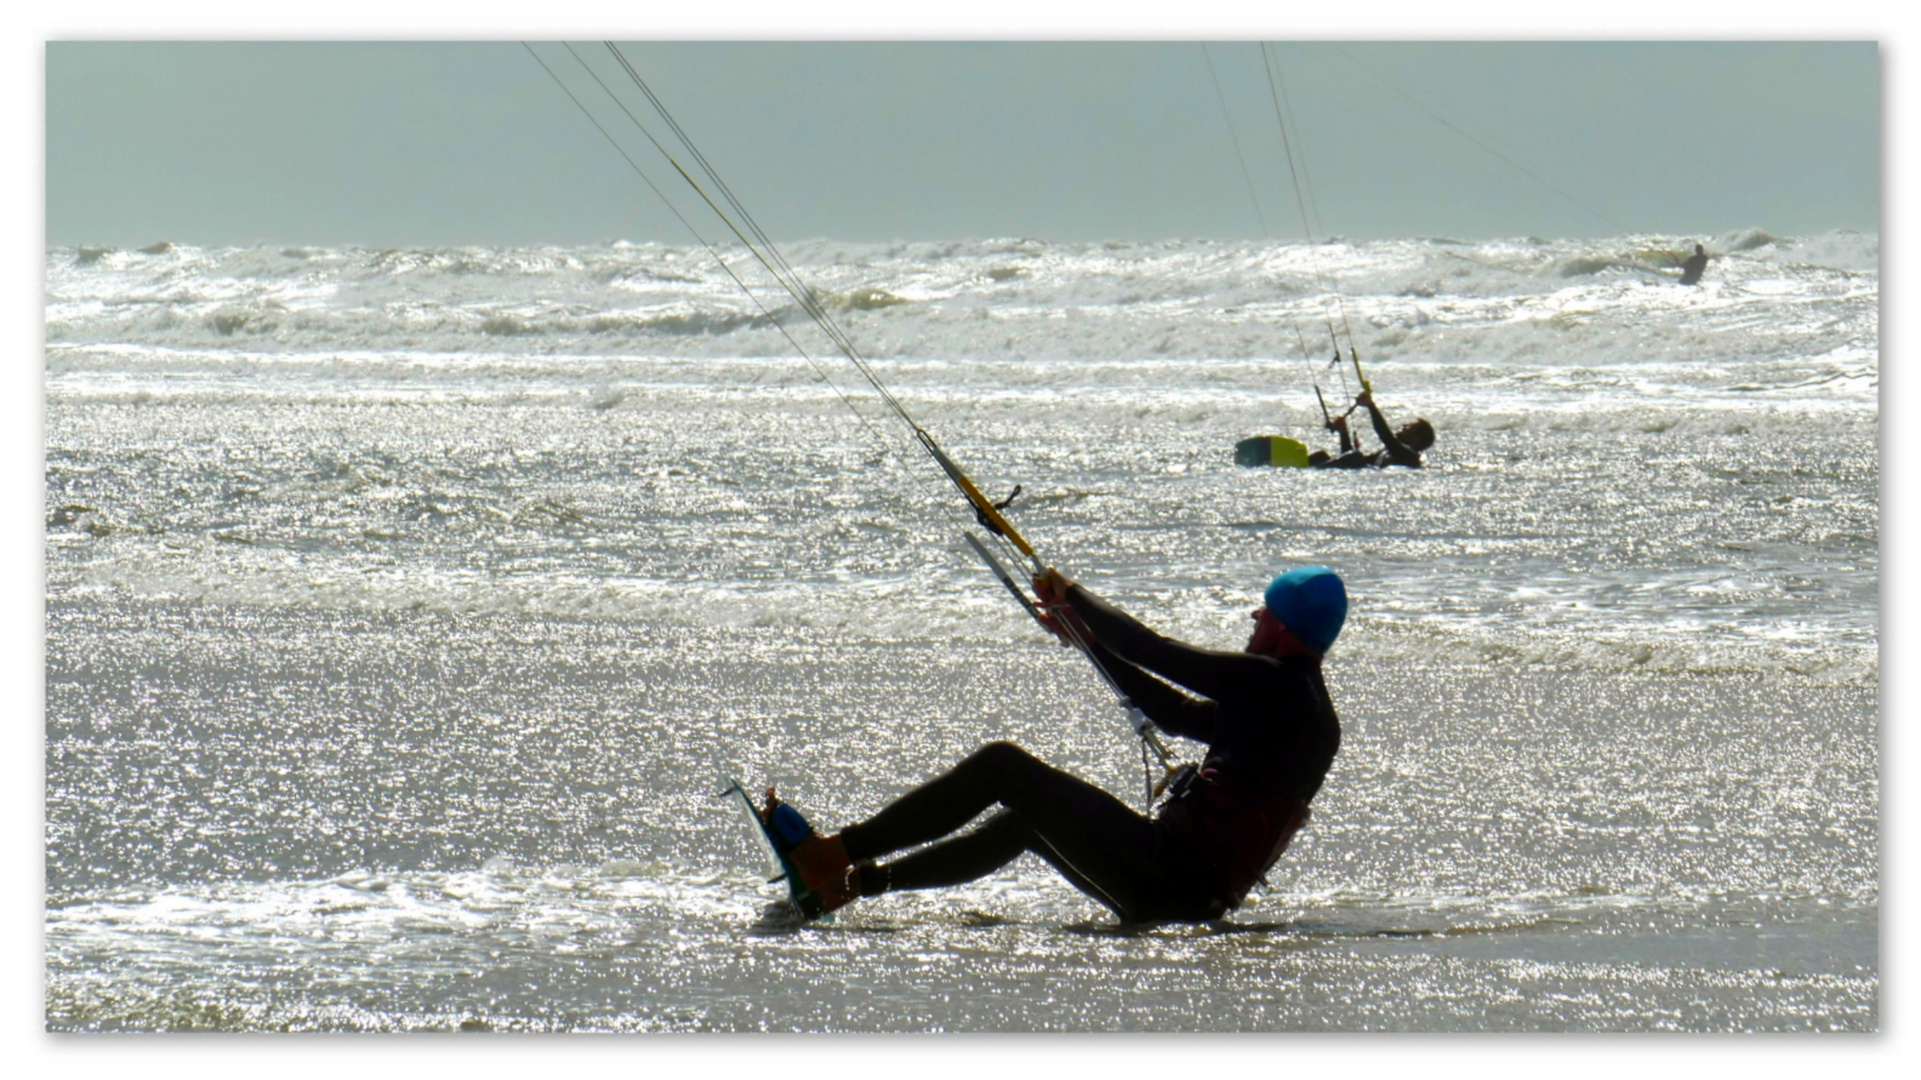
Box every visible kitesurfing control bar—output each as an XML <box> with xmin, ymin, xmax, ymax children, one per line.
<box><xmin>928</xmin><ymin>435</ymin><xmax>1037</xmax><ymax>567</ymax></box>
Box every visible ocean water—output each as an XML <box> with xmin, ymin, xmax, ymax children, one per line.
<box><xmin>43</xmin><ymin>230</ymin><xmax>1877</xmax><ymax>1031</ymax></box>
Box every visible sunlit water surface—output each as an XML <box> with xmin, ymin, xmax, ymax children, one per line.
<box><xmin>46</xmin><ymin>232</ymin><xmax>1876</xmax><ymax>1031</ymax></box>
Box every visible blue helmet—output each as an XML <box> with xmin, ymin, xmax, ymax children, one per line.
<box><xmin>1263</xmin><ymin>566</ymin><xmax>1347</xmax><ymax>654</ymax></box>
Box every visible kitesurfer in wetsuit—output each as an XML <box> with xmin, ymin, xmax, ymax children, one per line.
<box><xmin>1676</xmin><ymin>242</ymin><xmax>1710</xmax><ymax>285</ymax></box>
<box><xmin>1308</xmin><ymin>391</ymin><xmax>1433</xmax><ymax>469</ymax></box>
<box><xmin>761</xmin><ymin>566</ymin><xmax>1346</xmax><ymax>924</ymax></box>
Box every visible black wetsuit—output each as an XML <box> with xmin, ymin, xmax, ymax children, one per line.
<box><xmin>839</xmin><ymin>585</ymin><xmax>1340</xmax><ymax>922</ymax></box>
<box><xmin>1679</xmin><ymin>247</ymin><xmax>1709</xmax><ymax>285</ymax></box>
<box><xmin>1310</xmin><ymin>400</ymin><xmax>1424</xmax><ymax>469</ymax></box>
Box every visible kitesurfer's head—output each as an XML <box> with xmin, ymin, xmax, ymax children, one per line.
<box><xmin>1398</xmin><ymin>417</ymin><xmax>1436</xmax><ymax>453</ymax></box>
<box><xmin>1252</xmin><ymin>566</ymin><xmax>1347</xmax><ymax>657</ymax></box>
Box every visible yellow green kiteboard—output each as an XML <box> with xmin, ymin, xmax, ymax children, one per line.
<box><xmin>1234</xmin><ymin>435</ymin><xmax>1311</xmax><ymax>468</ymax></box>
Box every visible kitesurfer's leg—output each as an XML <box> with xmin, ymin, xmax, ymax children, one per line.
<box><xmin>863</xmin><ymin>809</ymin><xmax>1031</xmax><ymax>891</ymax></box>
<box><xmin>1311</xmin><ymin>450</ymin><xmax>1370</xmax><ymax>470</ymax></box>
<box><xmin>839</xmin><ymin>741</ymin><xmax>1210</xmax><ymax>920</ymax></box>
<box><xmin>841</xmin><ymin>741</ymin><xmax>1122</xmax><ymax>856</ymax></box>
<box><xmin>862</xmin><ymin>808</ymin><xmax>1140</xmax><ymax>916</ymax></box>
<box><xmin>1005</xmin><ymin>792</ymin><xmax>1206</xmax><ymax>921</ymax></box>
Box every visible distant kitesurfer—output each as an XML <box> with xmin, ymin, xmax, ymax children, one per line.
<box><xmin>760</xmin><ymin>566</ymin><xmax>1347</xmax><ymax>924</ymax></box>
<box><xmin>1676</xmin><ymin>242</ymin><xmax>1710</xmax><ymax>286</ymax></box>
<box><xmin>1308</xmin><ymin>391</ymin><xmax>1433</xmax><ymax>469</ymax></box>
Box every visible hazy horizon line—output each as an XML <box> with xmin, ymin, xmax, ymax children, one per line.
<box><xmin>47</xmin><ymin>224</ymin><xmax>1872</xmax><ymax>254</ymax></box>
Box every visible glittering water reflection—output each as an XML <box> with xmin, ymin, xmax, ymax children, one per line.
<box><xmin>46</xmin><ymin>607</ymin><xmax>1875</xmax><ymax>1031</ymax></box>
<box><xmin>46</xmin><ymin>235</ymin><xmax>1876</xmax><ymax>1030</ymax></box>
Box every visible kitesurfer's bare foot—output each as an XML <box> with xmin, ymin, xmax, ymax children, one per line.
<box><xmin>787</xmin><ymin>832</ymin><xmax>856</xmax><ymax>908</ymax></box>
<box><xmin>806</xmin><ymin>858</ymin><xmax>861</xmax><ymax>915</ymax></box>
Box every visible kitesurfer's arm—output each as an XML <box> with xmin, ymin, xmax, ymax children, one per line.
<box><xmin>1081</xmin><ymin>639</ymin><xmax>1218</xmax><ymax>741</ymax></box>
<box><xmin>1356</xmin><ymin>392</ymin><xmax>1419</xmax><ymax>467</ymax></box>
<box><xmin>1030</xmin><ymin>570</ymin><xmax>1217</xmax><ymax>739</ymax></box>
<box><xmin>1330</xmin><ymin>414</ymin><xmax>1356</xmax><ymax>455</ymax></box>
<box><xmin>1039</xmin><ymin>573</ymin><xmax>1276</xmax><ymax>706</ymax></box>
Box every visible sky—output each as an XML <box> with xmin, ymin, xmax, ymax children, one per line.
<box><xmin>45</xmin><ymin>40</ymin><xmax>1879</xmax><ymax>248</ymax></box>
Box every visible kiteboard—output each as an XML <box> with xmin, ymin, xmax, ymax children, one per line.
<box><xmin>718</xmin><ymin>774</ymin><xmax>835</xmax><ymax>920</ymax></box>
<box><xmin>1234</xmin><ymin>435</ymin><xmax>1311</xmax><ymax>468</ymax></box>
